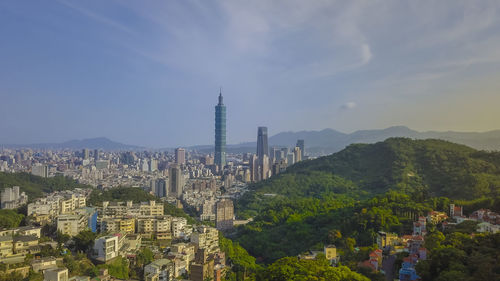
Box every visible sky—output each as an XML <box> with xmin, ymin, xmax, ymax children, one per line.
<box><xmin>1</xmin><ymin>0</ymin><xmax>500</xmax><ymax>148</ymax></box>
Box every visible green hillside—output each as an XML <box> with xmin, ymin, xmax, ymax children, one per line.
<box><xmin>288</xmin><ymin>138</ymin><xmax>500</xmax><ymax>199</ymax></box>
<box><xmin>233</xmin><ymin>138</ymin><xmax>500</xmax><ymax>265</ymax></box>
<box><xmin>0</xmin><ymin>172</ymin><xmax>92</xmax><ymax>200</ymax></box>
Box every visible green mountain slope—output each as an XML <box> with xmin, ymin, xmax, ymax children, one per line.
<box><xmin>288</xmin><ymin>138</ymin><xmax>500</xmax><ymax>199</ymax></box>
<box><xmin>0</xmin><ymin>172</ymin><xmax>92</xmax><ymax>200</ymax></box>
<box><xmin>233</xmin><ymin>138</ymin><xmax>500</xmax><ymax>265</ymax></box>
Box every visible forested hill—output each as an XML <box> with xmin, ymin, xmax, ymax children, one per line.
<box><xmin>284</xmin><ymin>138</ymin><xmax>500</xmax><ymax>200</ymax></box>
<box><xmin>233</xmin><ymin>138</ymin><xmax>500</xmax><ymax>266</ymax></box>
<box><xmin>0</xmin><ymin>172</ymin><xmax>91</xmax><ymax>199</ymax></box>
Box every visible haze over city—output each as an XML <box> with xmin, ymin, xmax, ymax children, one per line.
<box><xmin>1</xmin><ymin>1</ymin><xmax>500</xmax><ymax>147</ymax></box>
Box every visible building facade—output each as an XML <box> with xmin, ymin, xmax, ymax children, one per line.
<box><xmin>214</xmin><ymin>92</ymin><xmax>226</xmax><ymax>169</ymax></box>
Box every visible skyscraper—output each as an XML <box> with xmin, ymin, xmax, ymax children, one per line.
<box><xmin>175</xmin><ymin>148</ymin><xmax>186</xmax><ymax>165</ymax></box>
<box><xmin>296</xmin><ymin>139</ymin><xmax>305</xmax><ymax>160</ymax></box>
<box><xmin>169</xmin><ymin>164</ymin><xmax>183</xmax><ymax>199</ymax></box>
<box><xmin>214</xmin><ymin>91</ymin><xmax>226</xmax><ymax>169</ymax></box>
<box><xmin>256</xmin><ymin>127</ymin><xmax>269</xmax><ymax>164</ymax></box>
<box><xmin>294</xmin><ymin>146</ymin><xmax>302</xmax><ymax>163</ymax></box>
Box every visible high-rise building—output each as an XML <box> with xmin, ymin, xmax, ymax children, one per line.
<box><xmin>169</xmin><ymin>165</ymin><xmax>183</xmax><ymax>199</ymax></box>
<box><xmin>216</xmin><ymin>200</ymin><xmax>234</xmax><ymax>231</ymax></box>
<box><xmin>296</xmin><ymin>139</ymin><xmax>305</xmax><ymax>160</ymax></box>
<box><xmin>175</xmin><ymin>148</ymin><xmax>186</xmax><ymax>165</ymax></box>
<box><xmin>294</xmin><ymin>146</ymin><xmax>302</xmax><ymax>163</ymax></box>
<box><xmin>256</xmin><ymin>127</ymin><xmax>269</xmax><ymax>164</ymax></box>
<box><xmin>32</xmin><ymin>163</ymin><xmax>48</xmax><ymax>178</ymax></box>
<box><xmin>153</xmin><ymin>178</ymin><xmax>168</xmax><ymax>198</ymax></box>
<box><xmin>82</xmin><ymin>149</ymin><xmax>89</xmax><ymax>160</ymax></box>
<box><xmin>214</xmin><ymin>91</ymin><xmax>226</xmax><ymax>169</ymax></box>
<box><xmin>286</xmin><ymin>152</ymin><xmax>295</xmax><ymax>166</ymax></box>
<box><xmin>249</xmin><ymin>154</ymin><xmax>259</xmax><ymax>182</ymax></box>
<box><xmin>94</xmin><ymin>149</ymin><xmax>99</xmax><ymax>161</ymax></box>
<box><xmin>261</xmin><ymin>154</ymin><xmax>270</xmax><ymax>180</ymax></box>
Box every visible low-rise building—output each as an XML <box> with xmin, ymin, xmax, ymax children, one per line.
<box><xmin>43</xmin><ymin>267</ymin><xmax>69</xmax><ymax>281</ymax></box>
<box><xmin>31</xmin><ymin>256</ymin><xmax>58</xmax><ymax>273</ymax></box>
<box><xmin>144</xmin><ymin>259</ymin><xmax>174</xmax><ymax>281</ymax></box>
<box><xmin>92</xmin><ymin>235</ymin><xmax>119</xmax><ymax>263</ymax></box>
<box><xmin>13</xmin><ymin>235</ymin><xmax>39</xmax><ymax>255</ymax></box>
<box><xmin>190</xmin><ymin>226</ymin><xmax>219</xmax><ymax>254</ymax></box>
<box><xmin>57</xmin><ymin>214</ymin><xmax>87</xmax><ymax>236</ymax></box>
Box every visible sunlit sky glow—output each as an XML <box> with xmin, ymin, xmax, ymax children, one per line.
<box><xmin>1</xmin><ymin>1</ymin><xmax>500</xmax><ymax>147</ymax></box>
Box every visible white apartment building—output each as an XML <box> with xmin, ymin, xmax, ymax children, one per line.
<box><xmin>92</xmin><ymin>235</ymin><xmax>119</xmax><ymax>263</ymax></box>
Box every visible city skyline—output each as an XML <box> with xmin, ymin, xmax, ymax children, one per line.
<box><xmin>2</xmin><ymin>1</ymin><xmax>500</xmax><ymax>147</ymax></box>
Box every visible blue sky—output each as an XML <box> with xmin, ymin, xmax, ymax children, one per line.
<box><xmin>1</xmin><ymin>1</ymin><xmax>500</xmax><ymax>147</ymax></box>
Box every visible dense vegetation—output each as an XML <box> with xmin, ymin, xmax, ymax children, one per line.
<box><xmin>0</xmin><ymin>172</ymin><xmax>91</xmax><ymax>200</ymax></box>
<box><xmin>219</xmin><ymin>235</ymin><xmax>261</xmax><ymax>280</ymax></box>
<box><xmin>234</xmin><ymin>138</ymin><xmax>500</xmax><ymax>268</ymax></box>
<box><xmin>417</xmin><ymin>232</ymin><xmax>500</xmax><ymax>281</ymax></box>
<box><xmin>87</xmin><ymin>186</ymin><xmax>156</xmax><ymax>206</ymax></box>
<box><xmin>260</xmin><ymin>256</ymin><xmax>370</xmax><ymax>281</ymax></box>
<box><xmin>288</xmin><ymin>138</ymin><xmax>500</xmax><ymax>199</ymax></box>
<box><xmin>0</xmin><ymin>209</ymin><xmax>24</xmax><ymax>228</ymax></box>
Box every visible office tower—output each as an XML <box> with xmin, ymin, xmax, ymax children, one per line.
<box><xmin>169</xmin><ymin>164</ymin><xmax>183</xmax><ymax>199</ymax></box>
<box><xmin>256</xmin><ymin>127</ymin><xmax>269</xmax><ymax>164</ymax></box>
<box><xmin>82</xmin><ymin>149</ymin><xmax>89</xmax><ymax>160</ymax></box>
<box><xmin>94</xmin><ymin>149</ymin><xmax>99</xmax><ymax>161</ymax></box>
<box><xmin>286</xmin><ymin>152</ymin><xmax>295</xmax><ymax>165</ymax></box>
<box><xmin>216</xmin><ymin>200</ymin><xmax>234</xmax><ymax>231</ymax></box>
<box><xmin>294</xmin><ymin>146</ymin><xmax>302</xmax><ymax>163</ymax></box>
<box><xmin>296</xmin><ymin>139</ymin><xmax>305</xmax><ymax>159</ymax></box>
<box><xmin>249</xmin><ymin>154</ymin><xmax>259</xmax><ymax>182</ymax></box>
<box><xmin>214</xmin><ymin>91</ymin><xmax>226</xmax><ymax>169</ymax></box>
<box><xmin>271</xmin><ymin>147</ymin><xmax>281</xmax><ymax>163</ymax></box>
<box><xmin>32</xmin><ymin>163</ymin><xmax>48</xmax><ymax>178</ymax></box>
<box><xmin>154</xmin><ymin>179</ymin><xmax>168</xmax><ymax>198</ymax></box>
<box><xmin>175</xmin><ymin>148</ymin><xmax>186</xmax><ymax>165</ymax></box>
<box><xmin>149</xmin><ymin>159</ymin><xmax>158</xmax><ymax>172</ymax></box>
<box><xmin>262</xmin><ymin>154</ymin><xmax>270</xmax><ymax>179</ymax></box>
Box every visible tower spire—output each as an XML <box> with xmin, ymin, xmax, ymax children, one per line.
<box><xmin>218</xmin><ymin>87</ymin><xmax>223</xmax><ymax>105</ymax></box>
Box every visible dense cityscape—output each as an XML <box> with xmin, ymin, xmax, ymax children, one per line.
<box><xmin>2</xmin><ymin>2</ymin><xmax>500</xmax><ymax>281</ymax></box>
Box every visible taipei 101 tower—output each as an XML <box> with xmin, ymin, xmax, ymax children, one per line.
<box><xmin>214</xmin><ymin>90</ymin><xmax>226</xmax><ymax>169</ymax></box>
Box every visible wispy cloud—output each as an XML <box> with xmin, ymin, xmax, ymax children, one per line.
<box><xmin>56</xmin><ymin>0</ymin><xmax>136</xmax><ymax>34</ymax></box>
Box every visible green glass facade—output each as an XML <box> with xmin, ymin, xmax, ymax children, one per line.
<box><xmin>215</xmin><ymin>93</ymin><xmax>226</xmax><ymax>168</ymax></box>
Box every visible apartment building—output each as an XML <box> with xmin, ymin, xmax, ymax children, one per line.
<box><xmin>57</xmin><ymin>214</ymin><xmax>87</xmax><ymax>236</ymax></box>
<box><xmin>100</xmin><ymin>217</ymin><xmax>135</xmax><ymax>234</ymax></box>
<box><xmin>190</xmin><ymin>226</ymin><xmax>219</xmax><ymax>254</ymax></box>
<box><xmin>101</xmin><ymin>201</ymin><xmax>163</xmax><ymax>217</ymax></box>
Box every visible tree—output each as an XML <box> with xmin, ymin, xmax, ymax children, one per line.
<box><xmin>73</xmin><ymin>230</ymin><xmax>97</xmax><ymax>253</ymax></box>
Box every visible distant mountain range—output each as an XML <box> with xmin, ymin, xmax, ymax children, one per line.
<box><xmin>191</xmin><ymin>126</ymin><xmax>500</xmax><ymax>155</ymax></box>
<box><xmin>1</xmin><ymin>137</ymin><xmax>143</xmax><ymax>151</ymax></box>
<box><xmin>3</xmin><ymin>126</ymin><xmax>500</xmax><ymax>153</ymax></box>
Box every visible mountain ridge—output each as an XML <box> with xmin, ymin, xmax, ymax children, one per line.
<box><xmin>1</xmin><ymin>137</ymin><xmax>143</xmax><ymax>151</ymax></box>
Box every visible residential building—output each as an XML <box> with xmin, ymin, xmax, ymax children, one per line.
<box><xmin>216</xmin><ymin>200</ymin><xmax>234</xmax><ymax>231</ymax></box>
<box><xmin>92</xmin><ymin>235</ymin><xmax>119</xmax><ymax>263</ymax></box>
<box><xmin>191</xmin><ymin>226</ymin><xmax>219</xmax><ymax>254</ymax></box>
<box><xmin>32</xmin><ymin>163</ymin><xmax>49</xmax><ymax>178</ymax></box>
<box><xmin>190</xmin><ymin>249</ymin><xmax>214</xmax><ymax>281</ymax></box>
<box><xmin>144</xmin><ymin>259</ymin><xmax>174</xmax><ymax>281</ymax></box>
<box><xmin>43</xmin><ymin>267</ymin><xmax>69</xmax><ymax>281</ymax></box>
<box><xmin>324</xmin><ymin>245</ymin><xmax>337</xmax><ymax>264</ymax></box>
<box><xmin>57</xmin><ymin>214</ymin><xmax>88</xmax><ymax>236</ymax></box>
<box><xmin>100</xmin><ymin>217</ymin><xmax>135</xmax><ymax>234</ymax></box>
<box><xmin>1</xmin><ymin>186</ymin><xmax>28</xmax><ymax>209</ymax></box>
